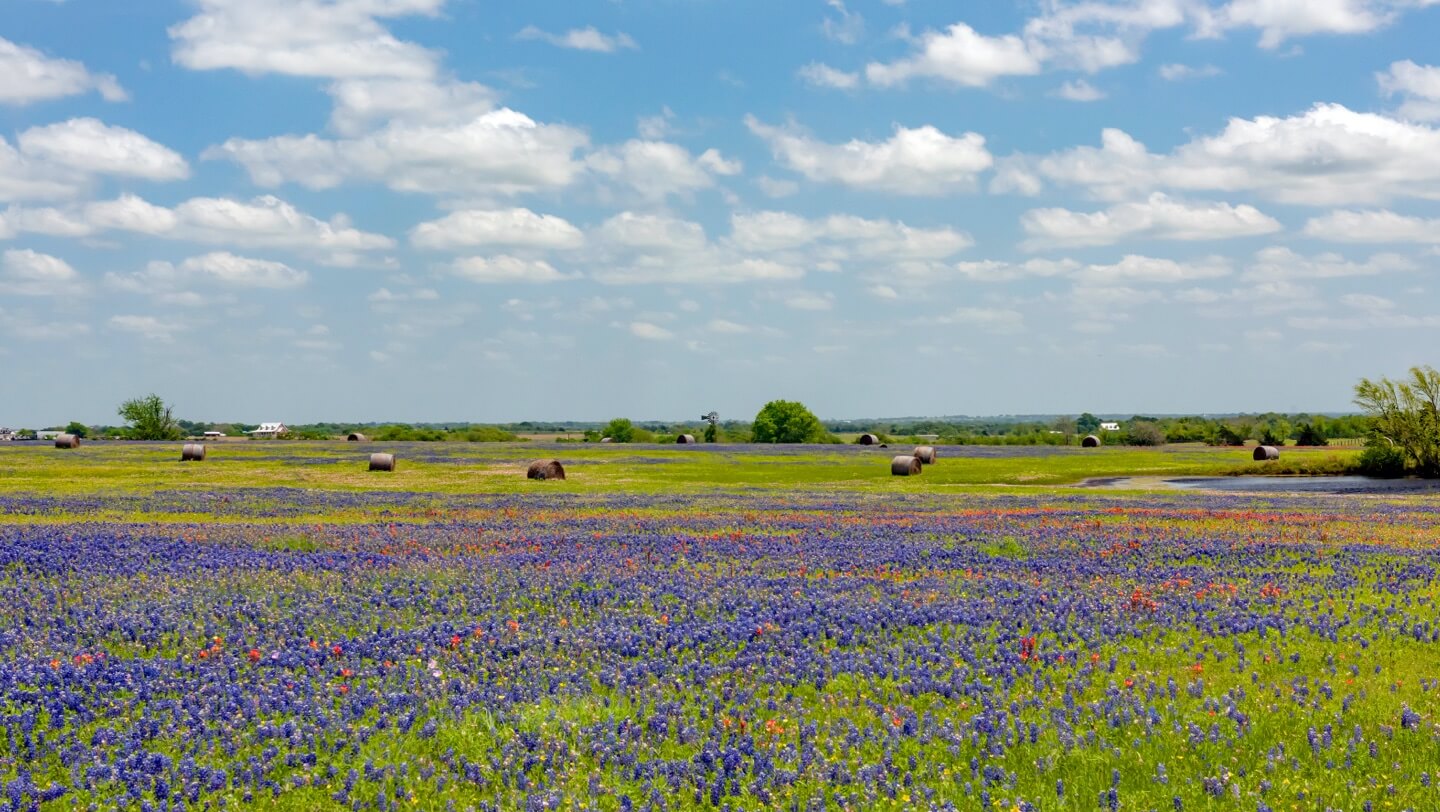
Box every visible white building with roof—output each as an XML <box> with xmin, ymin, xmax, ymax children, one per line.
<box><xmin>247</xmin><ymin>422</ymin><xmax>288</xmax><ymax>439</ymax></box>
<box><xmin>1100</xmin><ymin>422</ymin><xmax>1121</xmax><ymax>432</ymax></box>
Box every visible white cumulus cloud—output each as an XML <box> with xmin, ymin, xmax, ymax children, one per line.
<box><xmin>0</xmin><ymin>36</ymin><xmax>127</xmax><ymax>104</ymax></box>
<box><xmin>1021</xmin><ymin>193</ymin><xmax>1281</xmax><ymax>249</ymax></box>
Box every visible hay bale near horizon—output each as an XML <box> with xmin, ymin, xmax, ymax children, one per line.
<box><xmin>913</xmin><ymin>445</ymin><xmax>937</xmax><ymax>464</ymax></box>
<box><xmin>527</xmin><ymin>459</ymin><xmax>566</xmax><ymax>480</ymax></box>
<box><xmin>676</xmin><ymin>434</ymin><xmax>697</xmax><ymax>444</ymax></box>
<box><xmin>1254</xmin><ymin>445</ymin><xmax>1280</xmax><ymax>462</ymax></box>
<box><xmin>1082</xmin><ymin>435</ymin><xmax>1101</xmax><ymax>448</ymax></box>
<box><xmin>368</xmin><ymin>453</ymin><xmax>396</xmax><ymax>472</ymax></box>
<box><xmin>180</xmin><ymin>443</ymin><xmax>206</xmax><ymax>462</ymax></box>
<box><xmin>858</xmin><ymin>433</ymin><xmax>879</xmax><ymax>446</ymax></box>
<box><xmin>599</xmin><ymin>437</ymin><xmax>613</xmax><ymax>444</ymax></box>
<box><xmin>54</xmin><ymin>434</ymin><xmax>80</xmax><ymax>449</ymax></box>
<box><xmin>347</xmin><ymin>433</ymin><xmax>369</xmax><ymax>442</ymax></box>
<box><xmin>891</xmin><ymin>455</ymin><xmax>922</xmax><ymax>476</ymax></box>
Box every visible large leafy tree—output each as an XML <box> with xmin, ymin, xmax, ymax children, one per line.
<box><xmin>1354</xmin><ymin>366</ymin><xmax>1440</xmax><ymax>477</ymax></box>
<box><xmin>117</xmin><ymin>394</ymin><xmax>183</xmax><ymax>441</ymax></box>
<box><xmin>602</xmin><ymin>418</ymin><xmax>635</xmax><ymax>443</ymax></box>
<box><xmin>752</xmin><ymin>400</ymin><xmax>827</xmax><ymax>444</ymax></box>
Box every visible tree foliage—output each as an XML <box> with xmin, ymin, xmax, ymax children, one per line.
<box><xmin>1354</xmin><ymin>366</ymin><xmax>1440</xmax><ymax>477</ymax></box>
<box><xmin>64</xmin><ymin>421</ymin><xmax>89</xmax><ymax>439</ymax></box>
<box><xmin>117</xmin><ymin>394</ymin><xmax>183</xmax><ymax>441</ymax></box>
<box><xmin>602</xmin><ymin>418</ymin><xmax>635</xmax><ymax>443</ymax></box>
<box><xmin>752</xmin><ymin>400</ymin><xmax>828</xmax><ymax>444</ymax></box>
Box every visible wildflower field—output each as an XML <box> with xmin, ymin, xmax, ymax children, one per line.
<box><xmin>2</xmin><ymin>441</ymin><xmax>1438</xmax><ymax>811</ymax></box>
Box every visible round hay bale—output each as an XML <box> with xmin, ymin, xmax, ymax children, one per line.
<box><xmin>180</xmin><ymin>443</ymin><xmax>207</xmax><ymax>462</ymax></box>
<box><xmin>54</xmin><ymin>434</ymin><xmax>80</xmax><ymax>449</ymax></box>
<box><xmin>347</xmin><ymin>433</ymin><xmax>369</xmax><ymax>442</ymax></box>
<box><xmin>858</xmin><ymin>433</ymin><xmax>879</xmax><ymax>446</ymax></box>
<box><xmin>599</xmin><ymin>437</ymin><xmax>613</xmax><ymax>443</ymax></box>
<box><xmin>368</xmin><ymin>452</ymin><xmax>396</xmax><ymax>472</ymax></box>
<box><xmin>913</xmin><ymin>445</ymin><xmax>937</xmax><ymax>465</ymax></box>
<box><xmin>527</xmin><ymin>459</ymin><xmax>565</xmax><ymax>481</ymax></box>
<box><xmin>1081</xmin><ymin>435</ymin><xmax>1101</xmax><ymax>448</ymax></box>
<box><xmin>676</xmin><ymin>434</ymin><xmax>697</xmax><ymax>444</ymax></box>
<box><xmin>1254</xmin><ymin>445</ymin><xmax>1280</xmax><ymax>462</ymax></box>
<box><xmin>891</xmin><ymin>455</ymin><xmax>922</xmax><ymax>476</ymax></box>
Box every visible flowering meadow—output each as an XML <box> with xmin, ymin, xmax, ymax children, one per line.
<box><xmin>2</xmin><ymin>448</ymin><xmax>1439</xmax><ymax>810</ymax></box>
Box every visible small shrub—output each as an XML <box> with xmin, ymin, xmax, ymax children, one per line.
<box><xmin>1357</xmin><ymin>440</ymin><xmax>1406</xmax><ymax>478</ymax></box>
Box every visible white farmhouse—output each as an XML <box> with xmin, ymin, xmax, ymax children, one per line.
<box><xmin>247</xmin><ymin>422</ymin><xmax>288</xmax><ymax>439</ymax></box>
<box><xmin>1100</xmin><ymin>422</ymin><xmax>1121</xmax><ymax>432</ymax></box>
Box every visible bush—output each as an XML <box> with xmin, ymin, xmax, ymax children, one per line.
<box><xmin>1357</xmin><ymin>439</ymin><xmax>1407</xmax><ymax>478</ymax></box>
<box><xmin>1294</xmin><ymin>423</ymin><xmax>1329</xmax><ymax>447</ymax></box>
<box><xmin>602</xmin><ymin>418</ymin><xmax>635</xmax><ymax>443</ymax></box>
<box><xmin>752</xmin><ymin>400</ymin><xmax>828</xmax><ymax>444</ymax></box>
<box><xmin>1122</xmin><ymin>422</ymin><xmax>1166</xmax><ymax>446</ymax></box>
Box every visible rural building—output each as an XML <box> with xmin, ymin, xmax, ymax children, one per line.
<box><xmin>247</xmin><ymin>422</ymin><xmax>288</xmax><ymax>439</ymax></box>
<box><xmin>36</xmin><ymin>430</ymin><xmax>63</xmax><ymax>440</ymax></box>
<box><xmin>203</xmin><ymin>431</ymin><xmax>227</xmax><ymax>439</ymax></box>
<box><xmin>0</xmin><ymin>428</ymin><xmax>14</xmax><ymax>442</ymax></box>
<box><xmin>1100</xmin><ymin>422</ymin><xmax>1121</xmax><ymax>432</ymax></box>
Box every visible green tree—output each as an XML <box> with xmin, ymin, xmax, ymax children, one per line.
<box><xmin>1295</xmin><ymin>423</ymin><xmax>1329</xmax><ymax>447</ymax></box>
<box><xmin>1354</xmin><ymin>366</ymin><xmax>1440</xmax><ymax>476</ymax></box>
<box><xmin>117</xmin><ymin>394</ymin><xmax>183</xmax><ymax>440</ymax></box>
<box><xmin>704</xmin><ymin>423</ymin><xmax>718</xmax><ymax>443</ymax></box>
<box><xmin>64</xmin><ymin>421</ymin><xmax>89</xmax><ymax>439</ymax></box>
<box><xmin>1122</xmin><ymin>421</ymin><xmax>1166</xmax><ymax>446</ymax></box>
<box><xmin>602</xmin><ymin>418</ymin><xmax>635</xmax><ymax>443</ymax></box>
<box><xmin>752</xmin><ymin>400</ymin><xmax>828</xmax><ymax>444</ymax></box>
<box><xmin>1076</xmin><ymin>413</ymin><xmax>1101</xmax><ymax>434</ymax></box>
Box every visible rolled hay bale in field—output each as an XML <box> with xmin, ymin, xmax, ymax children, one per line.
<box><xmin>527</xmin><ymin>459</ymin><xmax>566</xmax><ymax>481</ymax></box>
<box><xmin>180</xmin><ymin>443</ymin><xmax>207</xmax><ymax>462</ymax></box>
<box><xmin>1254</xmin><ymin>445</ymin><xmax>1280</xmax><ymax>462</ymax></box>
<box><xmin>347</xmin><ymin>433</ymin><xmax>369</xmax><ymax>442</ymax></box>
<box><xmin>676</xmin><ymin>434</ymin><xmax>697</xmax><ymax>444</ymax></box>
<box><xmin>368</xmin><ymin>452</ymin><xmax>396</xmax><ymax>472</ymax></box>
<box><xmin>914</xmin><ymin>446</ymin><xmax>937</xmax><ymax>465</ymax></box>
<box><xmin>54</xmin><ymin>434</ymin><xmax>80</xmax><ymax>449</ymax></box>
<box><xmin>599</xmin><ymin>437</ymin><xmax>613</xmax><ymax>444</ymax></box>
<box><xmin>891</xmin><ymin>455</ymin><xmax>922</xmax><ymax>476</ymax></box>
<box><xmin>858</xmin><ymin>433</ymin><xmax>879</xmax><ymax>446</ymax></box>
<box><xmin>1082</xmin><ymin>435</ymin><xmax>1101</xmax><ymax>448</ymax></box>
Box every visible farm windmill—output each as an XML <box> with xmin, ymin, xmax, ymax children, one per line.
<box><xmin>701</xmin><ymin>411</ymin><xmax>719</xmax><ymax>443</ymax></box>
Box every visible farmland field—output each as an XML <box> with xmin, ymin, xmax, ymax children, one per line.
<box><xmin>3</xmin><ymin>441</ymin><xmax>1438</xmax><ymax>811</ymax></box>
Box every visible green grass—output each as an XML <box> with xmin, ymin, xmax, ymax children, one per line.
<box><xmin>0</xmin><ymin>441</ymin><xmax>1363</xmax><ymax>503</ymax></box>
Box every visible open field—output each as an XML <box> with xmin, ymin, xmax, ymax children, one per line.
<box><xmin>3</xmin><ymin>443</ymin><xmax>1439</xmax><ymax>810</ymax></box>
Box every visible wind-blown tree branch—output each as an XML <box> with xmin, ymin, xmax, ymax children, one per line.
<box><xmin>117</xmin><ymin>394</ymin><xmax>183</xmax><ymax>441</ymax></box>
<box><xmin>1354</xmin><ymin>366</ymin><xmax>1440</xmax><ymax>477</ymax></box>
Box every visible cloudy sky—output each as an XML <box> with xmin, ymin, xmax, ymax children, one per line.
<box><xmin>3</xmin><ymin>0</ymin><xmax>1440</xmax><ymax>425</ymax></box>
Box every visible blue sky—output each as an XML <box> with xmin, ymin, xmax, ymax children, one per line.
<box><xmin>3</xmin><ymin>0</ymin><xmax>1440</xmax><ymax>425</ymax></box>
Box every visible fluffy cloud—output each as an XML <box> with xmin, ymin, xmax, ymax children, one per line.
<box><xmin>17</xmin><ymin>119</ymin><xmax>188</xmax><ymax>181</ymax></box>
<box><xmin>1</xmin><ymin>248</ymin><xmax>83</xmax><ymax>296</ymax></box>
<box><xmin>327</xmin><ymin>77</ymin><xmax>497</xmax><ymax>136</ymax></box>
<box><xmin>206</xmin><ymin>108</ymin><xmax>588</xmax><ymax>196</ymax></box>
<box><xmin>516</xmin><ymin>26</ymin><xmax>638</xmax><ymax>53</ymax></box>
<box><xmin>108</xmin><ymin>252</ymin><xmax>309</xmax><ymax>292</ymax></box>
<box><xmin>169</xmin><ymin>0</ymin><xmax>445</xmax><ymax>79</ymax></box>
<box><xmin>746</xmin><ymin>116</ymin><xmax>992</xmax><ymax>194</ymax></box>
<box><xmin>1</xmin><ymin>195</ymin><xmax>392</xmax><ymax>263</ymax></box>
<box><xmin>628</xmin><ymin>321</ymin><xmax>674</xmax><ymax>340</ymax></box>
<box><xmin>1077</xmin><ymin>254</ymin><xmax>1232</xmax><ymax>284</ymax></box>
<box><xmin>1240</xmin><ymin>245</ymin><xmax>1414</xmax><ymax>280</ymax></box>
<box><xmin>411</xmin><ymin>208</ymin><xmax>583</xmax><ymax>251</ymax></box>
<box><xmin>1</xmin><ymin>120</ymin><xmax>187</xmax><ymax>203</ymax></box>
<box><xmin>865</xmin><ymin>23</ymin><xmax>1040</xmax><ymax>88</ymax></box>
<box><xmin>588</xmin><ymin>212</ymin><xmax>802</xmax><ymax>284</ymax></box>
<box><xmin>798</xmin><ymin>63</ymin><xmax>860</xmax><ymax>89</ymax></box>
<box><xmin>586</xmin><ymin>141</ymin><xmax>740</xmax><ymax>200</ymax></box>
<box><xmin>729</xmin><ymin>211</ymin><xmax>972</xmax><ymax>259</ymax></box>
<box><xmin>1000</xmin><ymin>104</ymin><xmax>1440</xmax><ymax>205</ymax></box>
<box><xmin>1054</xmin><ymin>79</ymin><xmax>1105</xmax><ymax>101</ymax></box>
<box><xmin>0</xmin><ymin>36</ymin><xmax>127</xmax><ymax>104</ymax></box>
<box><xmin>1021</xmin><ymin>193</ymin><xmax>1281</xmax><ymax>248</ymax></box>
<box><xmin>1378</xmin><ymin>60</ymin><xmax>1440</xmax><ymax>121</ymax></box>
<box><xmin>1216</xmin><ymin>0</ymin><xmax>1394</xmax><ymax>48</ymax></box>
<box><xmin>1159</xmin><ymin>63</ymin><xmax>1222</xmax><ymax>81</ymax></box>
<box><xmin>451</xmin><ymin>256</ymin><xmax>571</xmax><ymax>284</ymax></box>
<box><xmin>1302</xmin><ymin>209</ymin><xmax>1440</xmax><ymax>243</ymax></box>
